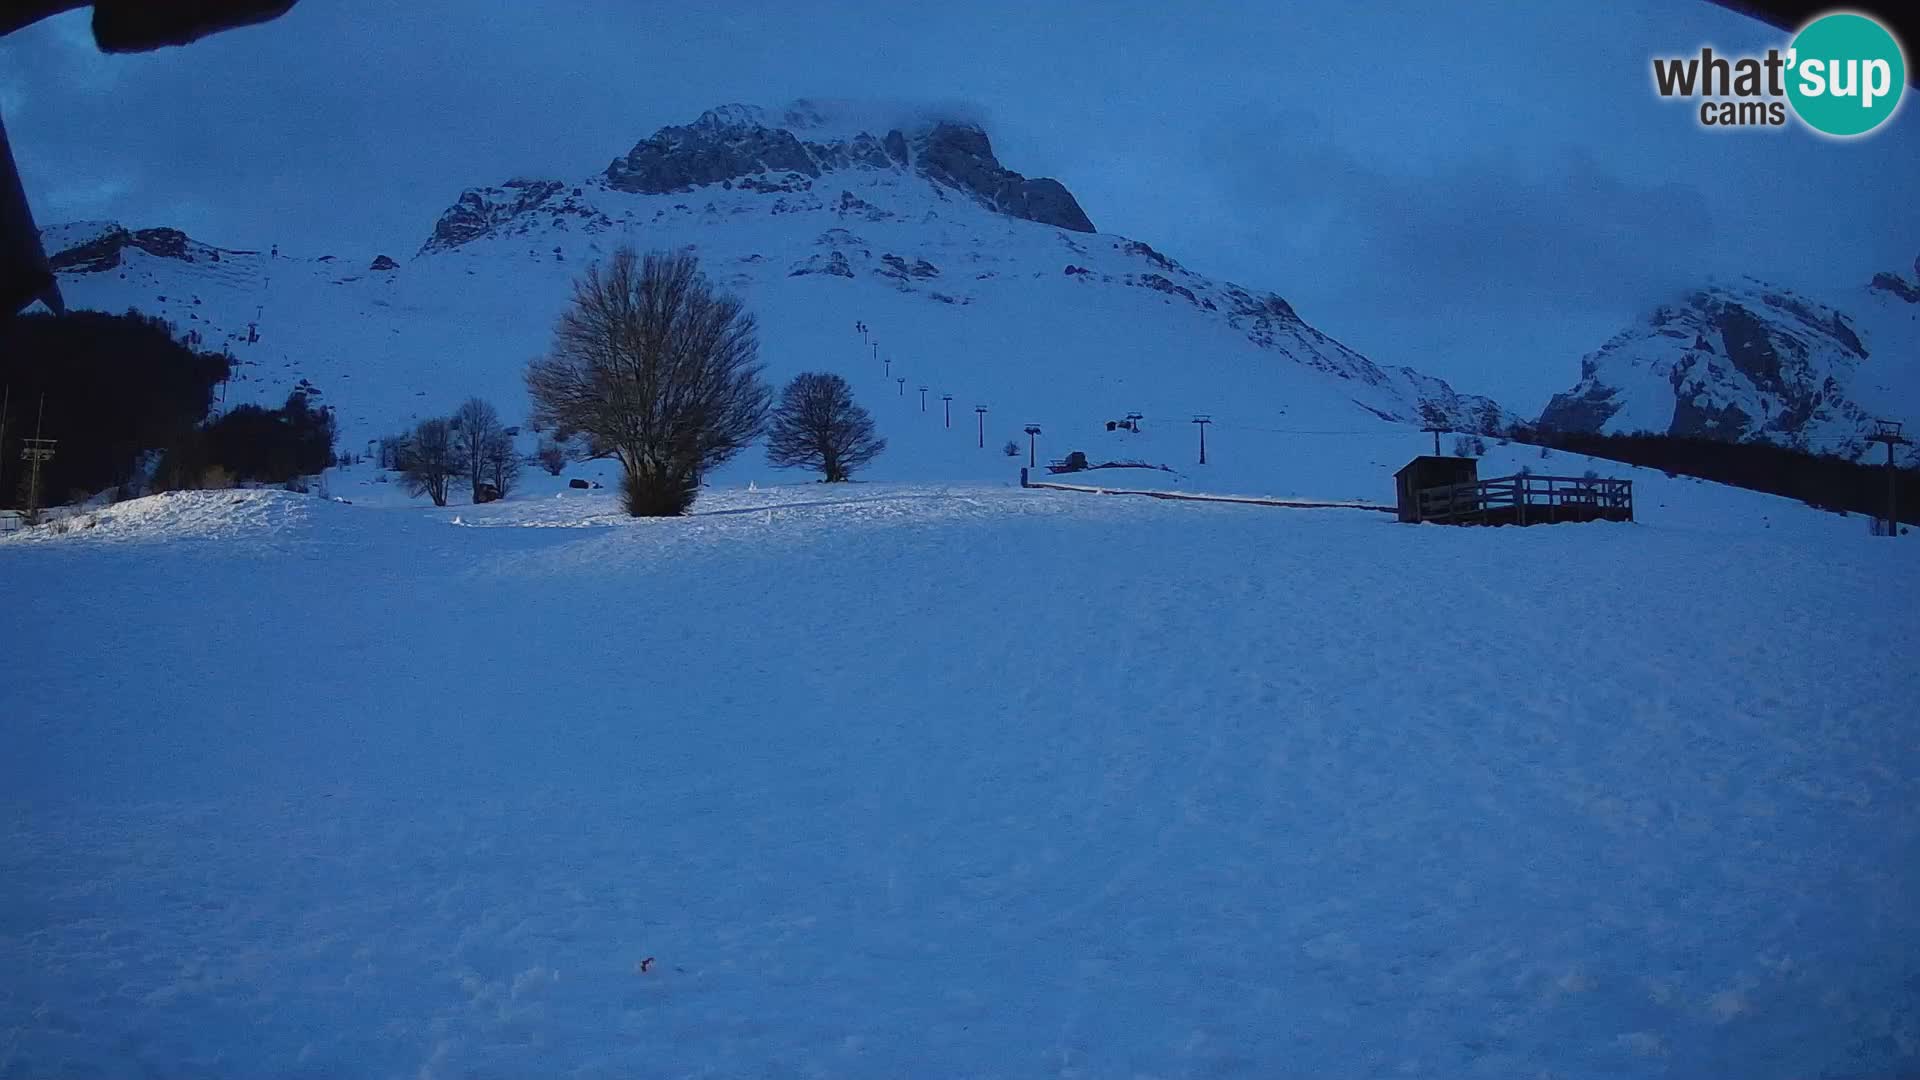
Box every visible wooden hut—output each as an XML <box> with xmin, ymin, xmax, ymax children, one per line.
<box><xmin>1393</xmin><ymin>456</ymin><xmax>1478</xmax><ymax>523</ymax></box>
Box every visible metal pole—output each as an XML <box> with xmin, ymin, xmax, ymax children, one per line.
<box><xmin>0</xmin><ymin>384</ymin><xmax>9</xmax><ymax>502</ymax></box>
<box><xmin>943</xmin><ymin>395</ymin><xmax>952</xmax><ymax>428</ymax></box>
<box><xmin>26</xmin><ymin>395</ymin><xmax>44</xmax><ymax>521</ymax></box>
<box><xmin>976</xmin><ymin>407</ymin><xmax>987</xmax><ymax>449</ymax></box>
<box><xmin>1891</xmin><ymin>439</ymin><xmax>1899</xmax><ymax>535</ymax></box>
<box><xmin>897</xmin><ymin>377</ymin><xmax>905</xmax><ymax>396</ymax></box>
<box><xmin>919</xmin><ymin>386</ymin><xmax>928</xmax><ymax>412</ymax></box>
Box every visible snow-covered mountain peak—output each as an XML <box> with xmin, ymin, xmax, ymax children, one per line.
<box><xmin>1538</xmin><ymin>269</ymin><xmax>1917</xmax><ymax>461</ymax></box>
<box><xmin>593</xmin><ymin>101</ymin><xmax>1093</xmax><ymax>234</ymax></box>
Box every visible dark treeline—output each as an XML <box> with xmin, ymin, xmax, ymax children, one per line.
<box><xmin>155</xmin><ymin>390</ymin><xmax>337</xmax><ymax>491</ymax></box>
<box><xmin>1</xmin><ymin>308</ymin><xmax>337</xmax><ymax>507</ymax></box>
<box><xmin>1516</xmin><ymin>428</ymin><xmax>1918</xmax><ymax>525</ymax></box>
<box><xmin>0</xmin><ymin>309</ymin><xmax>229</xmax><ymax>506</ymax></box>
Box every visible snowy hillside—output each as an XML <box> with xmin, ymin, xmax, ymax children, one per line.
<box><xmin>4</xmin><ymin>479</ymin><xmax>1918</xmax><ymax>1079</ymax></box>
<box><xmin>1539</xmin><ymin>259</ymin><xmax>1920</xmax><ymax>464</ymax></box>
<box><xmin>35</xmin><ymin>101</ymin><xmax>1517</xmax><ymax>501</ymax></box>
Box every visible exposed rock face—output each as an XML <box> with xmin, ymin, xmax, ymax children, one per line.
<box><xmin>1121</xmin><ymin>240</ymin><xmax>1179</xmax><ymax>272</ymax></box>
<box><xmin>369</xmin><ymin>254</ymin><xmax>399</xmax><ymax>271</ymax></box>
<box><xmin>1539</xmin><ymin>281</ymin><xmax>1874</xmax><ymax>448</ymax></box>
<box><xmin>420</xmin><ymin>178</ymin><xmax>610</xmax><ymax>254</ymax></box>
<box><xmin>594</xmin><ymin>105</ymin><xmax>1094</xmax><ymax>234</ymax></box>
<box><xmin>877</xmin><ymin>253</ymin><xmax>940</xmax><ymax>282</ymax></box>
<box><xmin>789</xmin><ymin>251</ymin><xmax>854</xmax><ymax>278</ymax></box>
<box><xmin>1537</xmin><ymin>381</ymin><xmax>1621</xmax><ymax>432</ymax></box>
<box><xmin>606</xmin><ymin>107</ymin><xmax>821</xmax><ymax>194</ymax></box>
<box><xmin>1869</xmin><ymin>270</ymin><xmax>1919</xmax><ymax>303</ymax></box>
<box><xmin>736</xmin><ymin>173</ymin><xmax>812</xmax><ymax>194</ymax></box>
<box><xmin>883</xmin><ymin>129</ymin><xmax>909</xmax><ymax>165</ymax></box>
<box><xmin>912</xmin><ymin>123</ymin><xmax>1094</xmax><ymax>233</ymax></box>
<box><xmin>47</xmin><ymin>225</ymin><xmax>224</xmax><ymax>272</ymax></box>
<box><xmin>1135</xmin><ymin>272</ymin><xmax>1204</xmax><ymax>307</ymax></box>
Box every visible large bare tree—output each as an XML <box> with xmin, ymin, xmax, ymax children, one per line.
<box><xmin>526</xmin><ymin>248</ymin><xmax>770</xmax><ymax>516</ymax></box>
<box><xmin>399</xmin><ymin>417</ymin><xmax>462</xmax><ymax>507</ymax></box>
<box><xmin>765</xmin><ymin>372</ymin><xmax>885</xmax><ymax>482</ymax></box>
<box><xmin>451</xmin><ymin>396</ymin><xmax>507</xmax><ymax>502</ymax></box>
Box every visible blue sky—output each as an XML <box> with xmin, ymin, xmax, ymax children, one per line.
<box><xmin>2</xmin><ymin>0</ymin><xmax>1915</xmax><ymax>412</ymax></box>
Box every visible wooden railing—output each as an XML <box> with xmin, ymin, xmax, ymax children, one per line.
<box><xmin>1415</xmin><ymin>473</ymin><xmax>1632</xmax><ymax>525</ymax></box>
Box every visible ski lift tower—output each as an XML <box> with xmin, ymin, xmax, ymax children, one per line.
<box><xmin>1867</xmin><ymin>419</ymin><xmax>1912</xmax><ymax>537</ymax></box>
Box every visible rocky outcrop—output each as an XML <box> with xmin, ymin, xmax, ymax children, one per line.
<box><xmin>789</xmin><ymin>251</ymin><xmax>854</xmax><ymax>278</ymax></box>
<box><xmin>883</xmin><ymin>129</ymin><xmax>909</xmax><ymax>165</ymax></box>
<box><xmin>1869</xmin><ymin>269</ymin><xmax>1919</xmax><ymax>303</ymax></box>
<box><xmin>597</xmin><ymin>105</ymin><xmax>1095</xmax><ymax>233</ymax></box>
<box><xmin>1121</xmin><ymin>240</ymin><xmax>1179</xmax><ymax>272</ymax></box>
<box><xmin>1135</xmin><ymin>272</ymin><xmax>1206</xmax><ymax>308</ymax></box>
<box><xmin>912</xmin><ymin>122</ymin><xmax>1095</xmax><ymax>233</ymax></box>
<box><xmin>606</xmin><ymin>107</ymin><xmax>822</xmax><ymax>194</ymax></box>
<box><xmin>1536</xmin><ymin>382</ymin><xmax>1621</xmax><ymax>433</ymax></box>
<box><xmin>369</xmin><ymin>254</ymin><xmax>399</xmax><ymax>271</ymax></box>
<box><xmin>835</xmin><ymin>190</ymin><xmax>891</xmax><ymax>221</ymax></box>
<box><xmin>877</xmin><ymin>253</ymin><xmax>939</xmax><ymax>282</ymax></box>
<box><xmin>735</xmin><ymin>173</ymin><xmax>812</xmax><ymax>194</ymax></box>
<box><xmin>46</xmin><ymin>225</ymin><xmax>231</xmax><ymax>273</ymax></box>
<box><xmin>420</xmin><ymin>179</ymin><xmax>610</xmax><ymax>254</ymax></box>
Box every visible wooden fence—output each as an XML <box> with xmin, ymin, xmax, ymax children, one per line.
<box><xmin>1414</xmin><ymin>473</ymin><xmax>1632</xmax><ymax>526</ymax></box>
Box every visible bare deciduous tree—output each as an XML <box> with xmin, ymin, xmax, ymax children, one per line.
<box><xmin>765</xmin><ymin>372</ymin><xmax>885</xmax><ymax>482</ymax></box>
<box><xmin>452</xmin><ymin>397</ymin><xmax>508</xmax><ymax>502</ymax></box>
<box><xmin>525</xmin><ymin>247</ymin><xmax>770</xmax><ymax>516</ymax></box>
<box><xmin>482</xmin><ymin>426</ymin><xmax>521</xmax><ymax>499</ymax></box>
<box><xmin>535</xmin><ymin>436</ymin><xmax>568</xmax><ymax>476</ymax></box>
<box><xmin>400</xmin><ymin>417</ymin><xmax>463</xmax><ymax>507</ymax></box>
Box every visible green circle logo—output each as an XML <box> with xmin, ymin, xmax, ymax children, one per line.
<box><xmin>1786</xmin><ymin>12</ymin><xmax>1906</xmax><ymax>136</ymax></box>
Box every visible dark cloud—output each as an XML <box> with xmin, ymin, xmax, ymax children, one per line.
<box><xmin>1155</xmin><ymin>109</ymin><xmax>1732</xmax><ymax>404</ymax></box>
<box><xmin>3</xmin><ymin>0</ymin><xmax>1915</xmax><ymax>412</ymax></box>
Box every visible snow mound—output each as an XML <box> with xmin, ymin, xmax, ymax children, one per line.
<box><xmin>2</xmin><ymin>489</ymin><xmax>330</xmax><ymax>545</ymax></box>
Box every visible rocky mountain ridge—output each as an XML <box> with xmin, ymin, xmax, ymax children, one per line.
<box><xmin>598</xmin><ymin>103</ymin><xmax>1094</xmax><ymax>233</ymax></box>
<box><xmin>1539</xmin><ymin>258</ymin><xmax>1919</xmax><ymax>462</ymax></box>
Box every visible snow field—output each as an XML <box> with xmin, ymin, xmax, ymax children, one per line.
<box><xmin>2</xmin><ymin>485</ymin><xmax>1916</xmax><ymax>1078</ymax></box>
